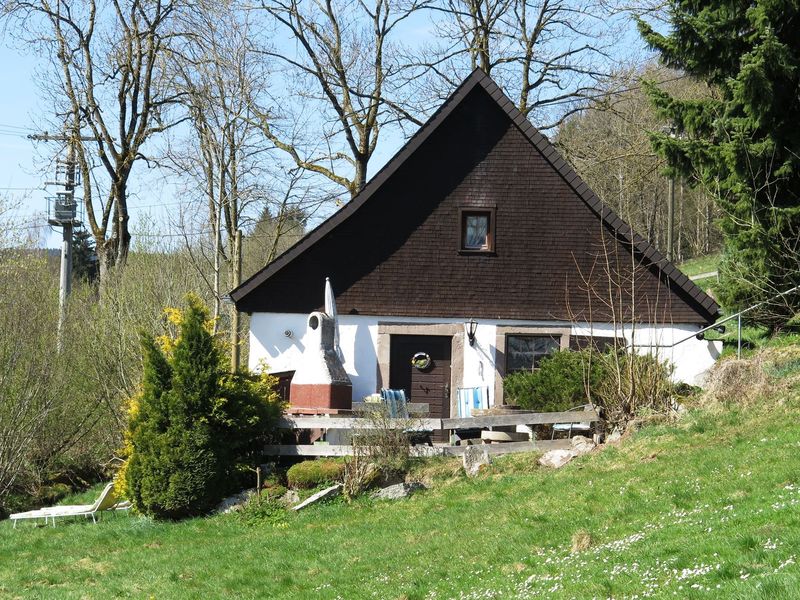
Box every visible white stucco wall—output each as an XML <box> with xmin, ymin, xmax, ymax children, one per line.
<box><xmin>249</xmin><ymin>313</ymin><xmax>722</xmax><ymax>404</ymax></box>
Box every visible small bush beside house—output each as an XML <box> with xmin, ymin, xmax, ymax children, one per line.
<box><xmin>504</xmin><ymin>348</ymin><xmax>677</xmax><ymax>430</ymax></box>
<box><xmin>503</xmin><ymin>350</ymin><xmax>605</xmax><ymax>412</ymax></box>
<box><xmin>591</xmin><ymin>351</ymin><xmax>675</xmax><ymax>428</ymax></box>
<box><xmin>122</xmin><ymin>295</ymin><xmax>283</xmax><ymax>520</ymax></box>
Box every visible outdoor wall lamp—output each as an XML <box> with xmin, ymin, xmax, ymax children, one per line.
<box><xmin>465</xmin><ymin>318</ymin><xmax>478</xmax><ymax>346</ymax></box>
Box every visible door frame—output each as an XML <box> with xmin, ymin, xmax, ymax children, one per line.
<box><xmin>376</xmin><ymin>322</ymin><xmax>464</xmax><ymax>417</ymax></box>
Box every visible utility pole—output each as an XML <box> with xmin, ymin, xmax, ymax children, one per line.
<box><xmin>29</xmin><ymin>130</ymin><xmax>96</xmax><ymax>347</ymax></box>
<box><xmin>661</xmin><ymin>123</ymin><xmax>679</xmax><ymax>262</ymax></box>
<box><xmin>667</xmin><ymin>175</ymin><xmax>675</xmax><ymax>261</ymax></box>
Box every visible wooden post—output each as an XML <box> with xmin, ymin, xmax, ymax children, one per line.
<box><xmin>667</xmin><ymin>175</ymin><xmax>675</xmax><ymax>261</ymax></box>
<box><xmin>231</xmin><ymin>229</ymin><xmax>242</xmax><ymax>372</ymax></box>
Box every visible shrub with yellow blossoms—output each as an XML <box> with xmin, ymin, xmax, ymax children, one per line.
<box><xmin>119</xmin><ymin>294</ymin><xmax>284</xmax><ymax>519</ymax></box>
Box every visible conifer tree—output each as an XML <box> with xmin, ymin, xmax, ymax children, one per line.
<box><xmin>639</xmin><ymin>1</ymin><xmax>800</xmax><ymax>326</ymax></box>
<box><xmin>71</xmin><ymin>229</ymin><xmax>98</xmax><ymax>284</ymax></box>
<box><xmin>124</xmin><ymin>295</ymin><xmax>282</xmax><ymax>519</ymax></box>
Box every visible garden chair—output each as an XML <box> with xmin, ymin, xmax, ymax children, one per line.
<box><xmin>456</xmin><ymin>386</ymin><xmax>489</xmax><ymax>418</ymax></box>
<box><xmin>379</xmin><ymin>388</ymin><xmax>410</xmax><ymax>418</ymax></box>
<box><xmin>550</xmin><ymin>404</ymin><xmax>595</xmax><ymax>440</ymax></box>
<box><xmin>378</xmin><ymin>388</ymin><xmax>435</xmax><ymax>445</ymax></box>
<box><xmin>10</xmin><ymin>482</ymin><xmax>131</xmax><ymax>528</ymax></box>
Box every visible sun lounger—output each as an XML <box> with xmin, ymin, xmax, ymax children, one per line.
<box><xmin>10</xmin><ymin>482</ymin><xmax>130</xmax><ymax>528</ymax></box>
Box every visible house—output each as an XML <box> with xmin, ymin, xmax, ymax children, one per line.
<box><xmin>230</xmin><ymin>69</ymin><xmax>721</xmax><ymax>419</ymax></box>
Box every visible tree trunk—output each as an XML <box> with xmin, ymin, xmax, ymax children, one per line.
<box><xmin>677</xmin><ymin>181</ymin><xmax>684</xmax><ymax>262</ymax></box>
<box><xmin>230</xmin><ymin>229</ymin><xmax>242</xmax><ymax>372</ymax></box>
<box><xmin>353</xmin><ymin>157</ymin><xmax>368</xmax><ymax>197</ymax></box>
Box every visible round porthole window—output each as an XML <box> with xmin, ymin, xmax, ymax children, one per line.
<box><xmin>411</xmin><ymin>352</ymin><xmax>432</xmax><ymax>370</ymax></box>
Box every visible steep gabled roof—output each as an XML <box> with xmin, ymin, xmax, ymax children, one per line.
<box><xmin>232</xmin><ymin>69</ymin><xmax>720</xmax><ymax>323</ymax></box>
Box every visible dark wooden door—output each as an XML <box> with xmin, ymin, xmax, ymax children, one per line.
<box><xmin>389</xmin><ymin>335</ymin><xmax>452</xmax><ymax>424</ymax></box>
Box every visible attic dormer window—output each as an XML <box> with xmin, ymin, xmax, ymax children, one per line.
<box><xmin>460</xmin><ymin>208</ymin><xmax>495</xmax><ymax>253</ymax></box>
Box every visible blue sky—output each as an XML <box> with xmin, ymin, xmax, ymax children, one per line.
<box><xmin>0</xmin><ymin>8</ymin><xmax>647</xmax><ymax>249</ymax></box>
<box><xmin>0</xmin><ymin>36</ymin><xmax>406</xmax><ymax>249</ymax></box>
<box><xmin>0</xmin><ymin>43</ymin><xmax>46</xmax><ymax>235</ymax></box>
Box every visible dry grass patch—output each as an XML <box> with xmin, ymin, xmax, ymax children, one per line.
<box><xmin>571</xmin><ymin>530</ymin><xmax>592</xmax><ymax>553</ymax></box>
<box><xmin>488</xmin><ymin>451</ymin><xmax>543</xmax><ymax>475</ymax></box>
<box><xmin>406</xmin><ymin>456</ymin><xmax>463</xmax><ymax>487</ymax></box>
<box><xmin>702</xmin><ymin>346</ymin><xmax>800</xmax><ymax>407</ymax></box>
<box><xmin>73</xmin><ymin>557</ymin><xmax>111</xmax><ymax>575</ymax></box>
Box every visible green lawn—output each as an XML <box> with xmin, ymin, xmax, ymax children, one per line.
<box><xmin>701</xmin><ymin>322</ymin><xmax>800</xmax><ymax>359</ymax></box>
<box><xmin>678</xmin><ymin>253</ymin><xmax>721</xmax><ymax>278</ymax></box>
<box><xmin>4</xmin><ymin>396</ymin><xmax>800</xmax><ymax>599</ymax></box>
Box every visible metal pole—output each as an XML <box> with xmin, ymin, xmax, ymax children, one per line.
<box><xmin>667</xmin><ymin>176</ymin><xmax>675</xmax><ymax>261</ymax></box>
<box><xmin>56</xmin><ymin>136</ymin><xmax>76</xmax><ymax>349</ymax></box>
<box><xmin>230</xmin><ymin>229</ymin><xmax>242</xmax><ymax>372</ymax></box>
<box><xmin>65</xmin><ymin>134</ymin><xmax>75</xmax><ymax>300</ymax></box>
<box><xmin>737</xmin><ymin>313</ymin><xmax>742</xmax><ymax>359</ymax></box>
<box><xmin>57</xmin><ymin>224</ymin><xmax>71</xmax><ymax>348</ymax></box>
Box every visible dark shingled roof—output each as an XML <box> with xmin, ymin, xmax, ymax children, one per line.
<box><xmin>231</xmin><ymin>68</ymin><xmax>720</xmax><ymax>324</ymax></box>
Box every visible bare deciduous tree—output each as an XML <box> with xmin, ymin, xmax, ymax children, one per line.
<box><xmin>163</xmin><ymin>4</ymin><xmax>269</xmax><ymax>328</ymax></box>
<box><xmin>163</xmin><ymin>6</ymin><xmax>324</xmax><ymax>365</ymax></box>
<box><xmin>255</xmin><ymin>0</ymin><xmax>429</xmax><ymax>198</ymax></box>
<box><xmin>3</xmin><ymin>0</ymin><xmax>187</xmax><ymax>280</ymax></box>
<box><xmin>413</xmin><ymin>0</ymin><xmax>625</xmax><ymax>129</ymax></box>
<box><xmin>0</xmin><ymin>251</ymin><xmax>58</xmax><ymax>502</ymax></box>
<box><xmin>556</xmin><ymin>64</ymin><xmax>721</xmax><ymax>262</ymax></box>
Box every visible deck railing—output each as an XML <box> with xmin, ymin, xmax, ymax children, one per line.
<box><xmin>266</xmin><ymin>407</ymin><xmax>600</xmax><ymax>457</ymax></box>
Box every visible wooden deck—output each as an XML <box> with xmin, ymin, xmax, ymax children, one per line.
<box><xmin>267</xmin><ymin>408</ymin><xmax>600</xmax><ymax>457</ymax></box>
<box><xmin>279</xmin><ymin>408</ymin><xmax>598</xmax><ymax>430</ymax></box>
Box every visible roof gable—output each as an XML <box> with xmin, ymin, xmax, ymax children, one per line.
<box><xmin>232</xmin><ymin>70</ymin><xmax>720</xmax><ymax>325</ymax></box>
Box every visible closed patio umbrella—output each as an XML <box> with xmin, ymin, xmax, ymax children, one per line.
<box><xmin>324</xmin><ymin>277</ymin><xmax>343</xmax><ymax>361</ymax></box>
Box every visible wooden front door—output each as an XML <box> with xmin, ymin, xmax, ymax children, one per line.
<box><xmin>389</xmin><ymin>335</ymin><xmax>452</xmax><ymax>424</ymax></box>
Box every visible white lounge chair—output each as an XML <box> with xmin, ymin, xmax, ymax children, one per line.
<box><xmin>10</xmin><ymin>483</ymin><xmax>130</xmax><ymax>528</ymax></box>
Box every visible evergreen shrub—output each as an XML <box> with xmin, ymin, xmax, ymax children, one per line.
<box><xmin>503</xmin><ymin>350</ymin><xmax>604</xmax><ymax>412</ymax></box>
<box><xmin>286</xmin><ymin>459</ymin><xmax>345</xmax><ymax>489</ymax></box>
<box><xmin>122</xmin><ymin>295</ymin><xmax>282</xmax><ymax>519</ymax></box>
<box><xmin>502</xmin><ymin>349</ymin><xmax>675</xmax><ymax>428</ymax></box>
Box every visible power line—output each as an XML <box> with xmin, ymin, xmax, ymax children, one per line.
<box><xmin>3</xmin><ymin>221</ymin><xmax>48</xmax><ymax>232</ymax></box>
<box><xmin>0</xmin><ymin>122</ymin><xmax>34</xmax><ymax>131</ymax></box>
<box><xmin>132</xmin><ymin>229</ymin><xmax>213</xmax><ymax>238</ymax></box>
<box><xmin>132</xmin><ymin>228</ymin><xmax>302</xmax><ymax>240</ymax></box>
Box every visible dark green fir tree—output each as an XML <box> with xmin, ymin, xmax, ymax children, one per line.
<box><xmin>639</xmin><ymin>1</ymin><xmax>800</xmax><ymax>327</ymax></box>
<box><xmin>72</xmin><ymin>228</ymin><xmax>99</xmax><ymax>284</ymax></box>
<box><xmin>123</xmin><ymin>295</ymin><xmax>282</xmax><ymax>519</ymax></box>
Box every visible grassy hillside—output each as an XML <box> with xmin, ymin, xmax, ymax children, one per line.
<box><xmin>2</xmin><ymin>352</ymin><xmax>800</xmax><ymax>599</ymax></box>
<box><xmin>678</xmin><ymin>253</ymin><xmax>721</xmax><ymax>278</ymax></box>
<box><xmin>678</xmin><ymin>252</ymin><xmax>721</xmax><ymax>295</ymax></box>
